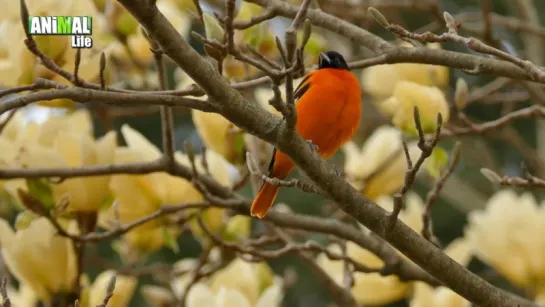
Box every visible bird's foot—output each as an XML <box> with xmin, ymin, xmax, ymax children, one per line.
<box><xmin>333</xmin><ymin>167</ymin><xmax>343</xmax><ymax>177</ymax></box>
<box><xmin>306</xmin><ymin>139</ymin><xmax>319</xmax><ymax>153</ymax></box>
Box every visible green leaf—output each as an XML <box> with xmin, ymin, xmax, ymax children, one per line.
<box><xmin>25</xmin><ymin>178</ymin><xmax>56</xmax><ymax>210</ymax></box>
<box><xmin>425</xmin><ymin>147</ymin><xmax>449</xmax><ymax>179</ymax></box>
<box><xmin>14</xmin><ymin>211</ymin><xmax>38</xmax><ymax>230</ymax></box>
<box><xmin>162</xmin><ymin>228</ymin><xmax>180</xmax><ymax>254</ymax></box>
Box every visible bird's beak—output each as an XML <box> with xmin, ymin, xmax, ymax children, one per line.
<box><xmin>319</xmin><ymin>52</ymin><xmax>331</xmax><ymax>65</ymax></box>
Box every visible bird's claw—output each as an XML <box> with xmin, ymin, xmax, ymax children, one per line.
<box><xmin>306</xmin><ymin>139</ymin><xmax>319</xmax><ymax>153</ymax></box>
<box><xmin>334</xmin><ymin>168</ymin><xmax>342</xmax><ymax>177</ymax></box>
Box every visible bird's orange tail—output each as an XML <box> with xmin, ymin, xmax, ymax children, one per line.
<box><xmin>250</xmin><ymin>182</ymin><xmax>280</xmax><ymax>219</ymax></box>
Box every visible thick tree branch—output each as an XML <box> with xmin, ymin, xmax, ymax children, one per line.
<box><xmin>0</xmin><ymin>79</ymin><xmax>215</xmax><ymax>114</ymax></box>
<box><xmin>249</xmin><ymin>0</ymin><xmax>545</xmax><ymax>84</ymax></box>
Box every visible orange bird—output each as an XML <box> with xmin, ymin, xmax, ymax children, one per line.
<box><xmin>250</xmin><ymin>51</ymin><xmax>362</xmax><ymax>218</ymax></box>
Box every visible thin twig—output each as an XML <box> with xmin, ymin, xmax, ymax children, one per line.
<box><xmin>422</xmin><ymin>142</ymin><xmax>462</xmax><ymax>246</ymax></box>
<box><xmin>0</xmin><ymin>277</ymin><xmax>10</xmax><ymax>307</ymax></box>
<box><xmin>151</xmin><ymin>39</ymin><xmax>176</xmax><ymax>165</ymax></box>
<box><xmin>246</xmin><ymin>152</ymin><xmax>323</xmax><ymax>195</ymax></box>
<box><xmin>387</xmin><ymin>107</ymin><xmax>443</xmax><ymax>230</ymax></box>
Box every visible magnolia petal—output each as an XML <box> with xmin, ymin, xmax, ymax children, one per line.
<box><xmin>141</xmin><ymin>285</ymin><xmax>174</xmax><ymax>307</ymax></box>
<box><xmin>216</xmin><ymin>287</ymin><xmax>252</xmax><ymax>307</ymax></box>
<box><xmin>256</xmin><ymin>282</ymin><xmax>283</xmax><ymax>307</ymax></box>
<box><xmin>210</xmin><ymin>259</ymin><xmax>260</xmax><ymax>305</ymax></box>
<box><xmin>121</xmin><ymin>124</ymin><xmax>162</xmax><ymax>160</ymax></box>
<box><xmin>186</xmin><ymin>283</ymin><xmax>216</xmax><ymax>307</ymax></box>
<box><xmin>444</xmin><ymin>238</ymin><xmax>472</xmax><ymax>266</ymax></box>
<box><xmin>192</xmin><ymin>110</ymin><xmax>232</xmax><ymax>158</ymax></box>
<box><xmin>361</xmin><ymin>64</ymin><xmax>401</xmax><ymax>98</ymax></box>
<box><xmin>0</xmin><ymin>218</ymin><xmax>77</xmax><ymax>303</ymax></box>
<box><xmin>89</xmin><ymin>271</ymin><xmax>137</xmax><ymax>307</ymax></box>
<box><xmin>410</xmin><ymin>282</ymin><xmax>470</xmax><ymax>307</ymax></box>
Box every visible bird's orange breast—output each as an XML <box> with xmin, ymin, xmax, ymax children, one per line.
<box><xmin>295</xmin><ymin>68</ymin><xmax>361</xmax><ymax>158</ymax></box>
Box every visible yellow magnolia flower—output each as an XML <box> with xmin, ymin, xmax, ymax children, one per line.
<box><xmin>171</xmin><ymin>0</ymin><xmax>199</xmax><ymax>12</ymax></box>
<box><xmin>28</xmin><ymin>109</ymin><xmax>94</xmax><ymax>146</ymax></box>
<box><xmin>87</xmin><ymin>271</ymin><xmax>137</xmax><ymax>307</ymax></box>
<box><xmin>0</xmin><ymin>109</ymin><xmax>93</xmax><ymax>196</ymax></box>
<box><xmin>317</xmin><ymin>192</ymin><xmax>425</xmax><ymax>305</ymax></box>
<box><xmin>0</xmin><ymin>19</ymin><xmax>34</xmax><ymax>87</ymax></box>
<box><xmin>192</xmin><ymin>110</ymin><xmax>235</xmax><ymax>160</ymax></box>
<box><xmin>171</xmin><ymin>249</ymin><xmax>222</xmax><ymax>298</ymax></box>
<box><xmin>536</xmin><ymin>294</ymin><xmax>545</xmax><ymax>306</ymax></box>
<box><xmin>0</xmin><ymin>110</ymin><xmax>29</xmax><ymax>142</ymax></box>
<box><xmin>110</xmin><ymin>0</ymin><xmax>191</xmax><ymax>68</ymax></box>
<box><xmin>465</xmin><ymin>190</ymin><xmax>545</xmax><ymax>298</ymax></box>
<box><xmin>105</xmin><ymin>0</ymin><xmax>139</xmax><ymax>37</ymax></box>
<box><xmin>381</xmin><ymin>81</ymin><xmax>449</xmax><ymax>134</ymax></box>
<box><xmin>342</xmin><ymin>126</ymin><xmax>427</xmax><ymax>200</ymax></box>
<box><xmin>0</xmin><ymin>217</ymin><xmax>77</xmax><ymax>304</ymax></box>
<box><xmin>141</xmin><ymin>285</ymin><xmax>174</xmax><ymax>307</ymax></box>
<box><xmin>361</xmin><ymin>42</ymin><xmax>449</xmax><ymax>99</ymax></box>
<box><xmin>409</xmin><ymin>238</ymin><xmax>471</xmax><ymax>307</ymax></box>
<box><xmin>51</xmin><ymin>130</ymin><xmax>117</xmax><ymax>212</ymax></box>
<box><xmin>185</xmin><ymin>258</ymin><xmax>284</xmax><ymax>307</ymax></box>
<box><xmin>102</xmin><ymin>125</ymin><xmax>237</xmax><ymax>254</ymax></box>
<box><xmin>236</xmin><ymin>2</ymin><xmax>263</xmax><ymax>22</ymax></box>
<box><xmin>0</xmin><ymin>0</ymin><xmax>110</xmax><ymax>100</ymax></box>
<box><xmin>6</xmin><ymin>283</ymin><xmax>38</xmax><ymax>307</ymax></box>
<box><xmin>1</xmin><ymin>111</ymin><xmax>116</xmax><ymax>213</ymax></box>
<box><xmin>191</xmin><ymin>91</ymin><xmax>248</xmax><ymax>163</ymax></box>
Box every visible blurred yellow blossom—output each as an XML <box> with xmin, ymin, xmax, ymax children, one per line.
<box><xmin>537</xmin><ymin>294</ymin><xmax>545</xmax><ymax>306</ymax></box>
<box><xmin>171</xmin><ymin>250</ymin><xmax>222</xmax><ymax>299</ymax></box>
<box><xmin>0</xmin><ymin>217</ymin><xmax>77</xmax><ymax>304</ymax></box>
<box><xmin>317</xmin><ymin>192</ymin><xmax>425</xmax><ymax>305</ymax></box>
<box><xmin>465</xmin><ymin>190</ymin><xmax>545</xmax><ymax>298</ymax></box>
<box><xmin>223</xmin><ymin>55</ymin><xmax>249</xmax><ymax>81</ymax></box>
<box><xmin>185</xmin><ymin>258</ymin><xmax>284</xmax><ymax>307</ymax></box>
<box><xmin>101</xmin><ymin>124</ymin><xmax>238</xmax><ymax>255</ymax></box>
<box><xmin>87</xmin><ymin>271</ymin><xmax>137</xmax><ymax>307</ymax></box>
<box><xmin>110</xmin><ymin>0</ymin><xmax>191</xmax><ymax>69</ymax></box>
<box><xmin>51</xmin><ymin>130</ymin><xmax>117</xmax><ymax>212</ymax></box>
<box><xmin>236</xmin><ymin>2</ymin><xmax>264</xmax><ymax>21</ymax></box>
<box><xmin>192</xmin><ymin>110</ymin><xmax>233</xmax><ymax>159</ymax></box>
<box><xmin>141</xmin><ymin>285</ymin><xmax>175</xmax><ymax>307</ymax></box>
<box><xmin>171</xmin><ymin>0</ymin><xmax>199</xmax><ymax>12</ymax></box>
<box><xmin>342</xmin><ymin>126</ymin><xmax>428</xmax><ymax>200</ymax></box>
<box><xmin>409</xmin><ymin>238</ymin><xmax>471</xmax><ymax>307</ymax></box>
<box><xmin>382</xmin><ymin>81</ymin><xmax>449</xmax><ymax>134</ymax></box>
<box><xmin>191</xmin><ymin>107</ymin><xmax>247</xmax><ymax>164</ymax></box>
<box><xmin>6</xmin><ymin>283</ymin><xmax>37</xmax><ymax>307</ymax></box>
<box><xmin>0</xmin><ymin>110</ymin><xmax>117</xmax><ymax>213</ymax></box>
<box><xmin>361</xmin><ymin>42</ymin><xmax>449</xmax><ymax>99</ymax></box>
<box><xmin>0</xmin><ymin>0</ymin><xmax>110</xmax><ymax>101</ymax></box>
<box><xmin>184</xmin><ymin>150</ymin><xmax>246</xmax><ymax>242</ymax></box>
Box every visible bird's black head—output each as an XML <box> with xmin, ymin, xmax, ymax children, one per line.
<box><xmin>318</xmin><ymin>51</ymin><xmax>349</xmax><ymax>70</ymax></box>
